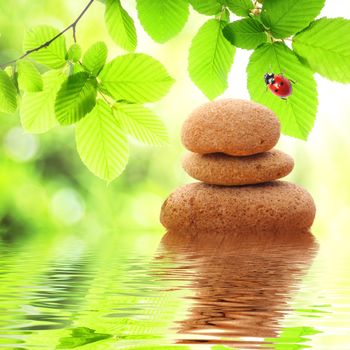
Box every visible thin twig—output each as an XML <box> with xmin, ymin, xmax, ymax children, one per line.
<box><xmin>73</xmin><ymin>27</ymin><xmax>78</xmax><ymax>43</ymax></box>
<box><xmin>0</xmin><ymin>0</ymin><xmax>95</xmax><ymax>68</ymax></box>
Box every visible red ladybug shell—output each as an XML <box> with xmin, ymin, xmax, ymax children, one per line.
<box><xmin>268</xmin><ymin>74</ymin><xmax>292</xmax><ymax>98</ymax></box>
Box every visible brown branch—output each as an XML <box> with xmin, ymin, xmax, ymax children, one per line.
<box><xmin>0</xmin><ymin>0</ymin><xmax>95</xmax><ymax>68</ymax></box>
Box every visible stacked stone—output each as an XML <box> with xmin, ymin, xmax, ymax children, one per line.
<box><xmin>160</xmin><ymin>99</ymin><xmax>316</xmax><ymax>235</ymax></box>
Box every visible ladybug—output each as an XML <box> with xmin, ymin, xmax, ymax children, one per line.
<box><xmin>264</xmin><ymin>72</ymin><xmax>294</xmax><ymax>99</ymax></box>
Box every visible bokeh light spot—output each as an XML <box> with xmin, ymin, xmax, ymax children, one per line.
<box><xmin>4</xmin><ymin>127</ymin><xmax>39</xmax><ymax>162</ymax></box>
<box><xmin>50</xmin><ymin>188</ymin><xmax>85</xmax><ymax>225</ymax></box>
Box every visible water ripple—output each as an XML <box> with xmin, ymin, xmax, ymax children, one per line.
<box><xmin>0</xmin><ymin>230</ymin><xmax>349</xmax><ymax>349</ymax></box>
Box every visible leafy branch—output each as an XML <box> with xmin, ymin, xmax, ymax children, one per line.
<box><xmin>0</xmin><ymin>0</ymin><xmax>173</xmax><ymax>182</ymax></box>
<box><xmin>0</xmin><ymin>0</ymin><xmax>95</xmax><ymax>68</ymax></box>
<box><xmin>186</xmin><ymin>0</ymin><xmax>350</xmax><ymax>140</ymax></box>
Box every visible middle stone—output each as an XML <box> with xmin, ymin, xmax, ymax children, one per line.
<box><xmin>182</xmin><ymin>149</ymin><xmax>294</xmax><ymax>186</ymax></box>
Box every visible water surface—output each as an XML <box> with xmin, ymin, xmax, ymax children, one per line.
<box><xmin>0</xmin><ymin>229</ymin><xmax>349</xmax><ymax>349</ymax></box>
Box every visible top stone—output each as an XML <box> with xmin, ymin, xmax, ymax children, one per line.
<box><xmin>181</xmin><ymin>99</ymin><xmax>280</xmax><ymax>156</ymax></box>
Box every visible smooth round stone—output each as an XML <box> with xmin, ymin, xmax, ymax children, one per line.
<box><xmin>160</xmin><ymin>181</ymin><xmax>316</xmax><ymax>234</ymax></box>
<box><xmin>182</xmin><ymin>149</ymin><xmax>294</xmax><ymax>186</ymax></box>
<box><xmin>181</xmin><ymin>99</ymin><xmax>280</xmax><ymax>156</ymax></box>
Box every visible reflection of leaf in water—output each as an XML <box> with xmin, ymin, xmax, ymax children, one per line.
<box><xmin>295</xmin><ymin>308</ymin><xmax>331</xmax><ymax>317</ymax></box>
<box><xmin>116</xmin><ymin>334</ymin><xmax>162</xmax><ymax>340</ymax></box>
<box><xmin>265</xmin><ymin>326</ymin><xmax>322</xmax><ymax>345</ymax></box>
<box><xmin>125</xmin><ymin>346</ymin><xmax>189</xmax><ymax>350</ymax></box>
<box><xmin>56</xmin><ymin>327</ymin><xmax>111</xmax><ymax>349</ymax></box>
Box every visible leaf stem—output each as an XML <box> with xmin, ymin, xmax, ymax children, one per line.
<box><xmin>98</xmin><ymin>90</ymin><xmax>113</xmax><ymax>106</ymax></box>
<box><xmin>0</xmin><ymin>0</ymin><xmax>95</xmax><ymax>68</ymax></box>
<box><xmin>216</xmin><ymin>4</ymin><xmax>228</xmax><ymax>22</ymax></box>
<box><xmin>250</xmin><ymin>0</ymin><xmax>262</xmax><ymax>15</ymax></box>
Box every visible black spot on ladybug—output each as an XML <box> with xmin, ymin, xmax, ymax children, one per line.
<box><xmin>275</xmin><ymin>89</ymin><xmax>278</xmax><ymax>92</ymax></box>
<box><xmin>280</xmin><ymin>82</ymin><xmax>284</xmax><ymax>86</ymax></box>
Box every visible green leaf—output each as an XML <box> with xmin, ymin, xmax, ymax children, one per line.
<box><xmin>189</xmin><ymin>0</ymin><xmax>222</xmax><ymax>15</ymax></box>
<box><xmin>76</xmin><ymin>99</ymin><xmax>129</xmax><ymax>182</ymax></box>
<box><xmin>247</xmin><ymin>42</ymin><xmax>318</xmax><ymax>140</ymax></box>
<box><xmin>137</xmin><ymin>0</ymin><xmax>189</xmax><ymax>43</ymax></box>
<box><xmin>72</xmin><ymin>63</ymin><xmax>85</xmax><ymax>74</ymax></box>
<box><xmin>99</xmin><ymin>53</ymin><xmax>174</xmax><ymax>103</ymax></box>
<box><xmin>82</xmin><ymin>42</ymin><xmax>108</xmax><ymax>77</ymax></box>
<box><xmin>16</xmin><ymin>60</ymin><xmax>43</xmax><ymax>92</ymax></box>
<box><xmin>4</xmin><ymin>66</ymin><xmax>14</xmax><ymax>79</ymax></box>
<box><xmin>23</xmin><ymin>25</ymin><xmax>67</xmax><ymax>68</ymax></box>
<box><xmin>261</xmin><ymin>0</ymin><xmax>326</xmax><ymax>39</ymax></box>
<box><xmin>293</xmin><ymin>17</ymin><xmax>350</xmax><ymax>83</ymax></box>
<box><xmin>223</xmin><ymin>18</ymin><xmax>267</xmax><ymax>49</ymax></box>
<box><xmin>20</xmin><ymin>70</ymin><xmax>65</xmax><ymax>133</ymax></box>
<box><xmin>67</xmin><ymin>43</ymin><xmax>82</xmax><ymax>62</ymax></box>
<box><xmin>57</xmin><ymin>327</ymin><xmax>112</xmax><ymax>349</ymax></box>
<box><xmin>55</xmin><ymin>72</ymin><xmax>97</xmax><ymax>125</ymax></box>
<box><xmin>113</xmin><ymin>103</ymin><xmax>168</xmax><ymax>145</ymax></box>
<box><xmin>105</xmin><ymin>0</ymin><xmax>137</xmax><ymax>51</ymax></box>
<box><xmin>225</xmin><ymin>0</ymin><xmax>254</xmax><ymax>17</ymax></box>
<box><xmin>189</xmin><ymin>19</ymin><xmax>235</xmax><ymax>99</ymax></box>
<box><xmin>0</xmin><ymin>69</ymin><xmax>17</xmax><ymax>114</ymax></box>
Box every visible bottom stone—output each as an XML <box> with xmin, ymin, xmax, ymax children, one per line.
<box><xmin>160</xmin><ymin>181</ymin><xmax>316</xmax><ymax>235</ymax></box>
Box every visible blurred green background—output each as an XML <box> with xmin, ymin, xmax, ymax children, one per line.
<box><xmin>1</xmin><ymin>1</ymin><xmax>350</xmax><ymax>348</ymax></box>
<box><xmin>1</xmin><ymin>0</ymin><xmax>350</xmax><ymax>240</ymax></box>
